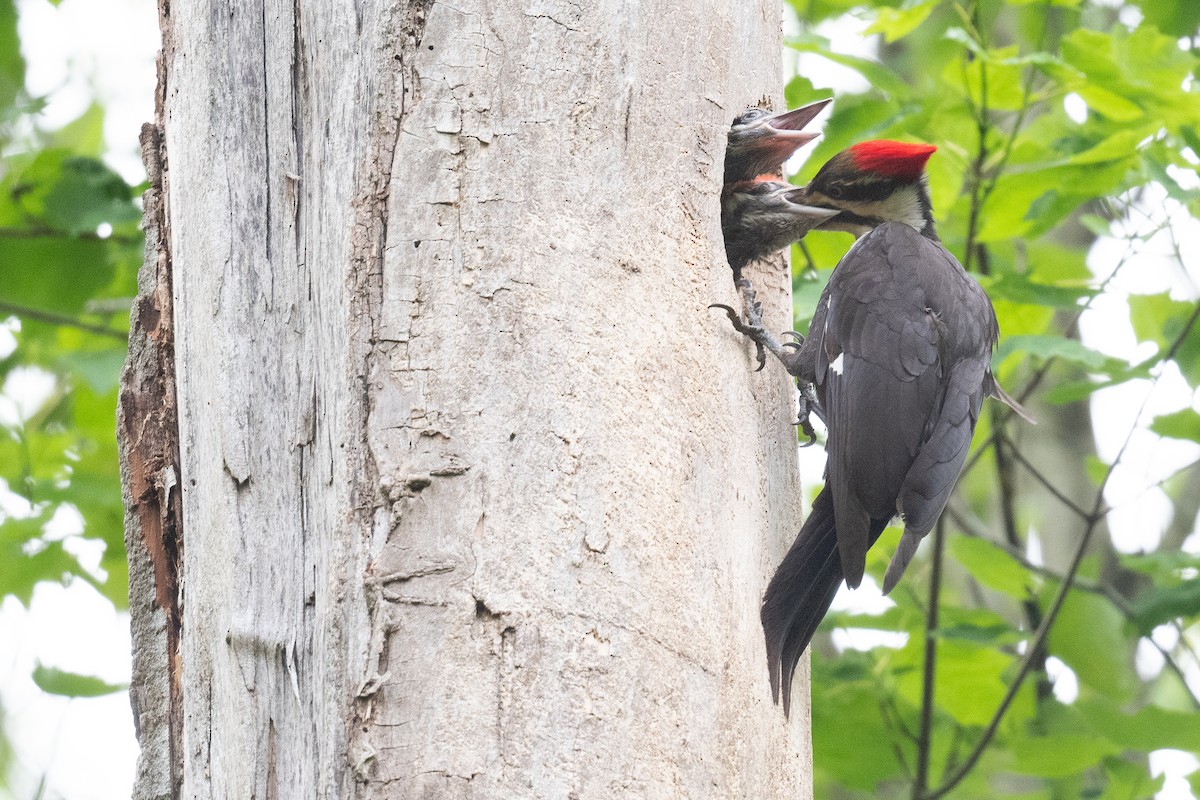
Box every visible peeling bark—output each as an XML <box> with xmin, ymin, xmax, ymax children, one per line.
<box><xmin>119</xmin><ymin>76</ymin><xmax>184</xmax><ymax>800</ymax></box>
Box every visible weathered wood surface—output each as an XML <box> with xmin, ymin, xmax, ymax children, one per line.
<box><xmin>123</xmin><ymin>0</ymin><xmax>812</xmax><ymax>796</ymax></box>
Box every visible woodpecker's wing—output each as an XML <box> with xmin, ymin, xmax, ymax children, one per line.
<box><xmin>814</xmin><ymin>223</ymin><xmax>996</xmax><ymax>588</ymax></box>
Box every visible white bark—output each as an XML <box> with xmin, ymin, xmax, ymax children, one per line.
<box><xmin>128</xmin><ymin>0</ymin><xmax>813</xmax><ymax>796</ymax></box>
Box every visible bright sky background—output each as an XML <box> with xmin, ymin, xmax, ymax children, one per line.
<box><xmin>2</xmin><ymin>1</ymin><xmax>1198</xmax><ymax>799</ymax></box>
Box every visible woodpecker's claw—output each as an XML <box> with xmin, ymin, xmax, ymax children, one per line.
<box><xmin>709</xmin><ymin>303</ymin><xmax>768</xmax><ymax>371</ymax></box>
<box><xmin>796</xmin><ymin>389</ymin><xmax>819</xmax><ymax>447</ymax></box>
<box><xmin>781</xmin><ymin>331</ymin><xmax>805</xmax><ymax>353</ymax></box>
<box><xmin>713</xmin><ymin>280</ymin><xmax>813</xmax><ymax>378</ymax></box>
<box><xmin>797</xmin><ymin>421</ymin><xmax>817</xmax><ymax>447</ymax></box>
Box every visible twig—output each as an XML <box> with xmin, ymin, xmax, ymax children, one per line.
<box><xmin>992</xmin><ymin>429</ymin><xmax>1051</xmax><ymax>699</ymax></box>
<box><xmin>999</xmin><ymin>432</ymin><xmax>1103</xmax><ymax>521</ymax></box>
<box><xmin>913</xmin><ymin>518</ymin><xmax>946</xmax><ymax>799</ymax></box>
<box><xmin>0</xmin><ymin>301</ymin><xmax>129</xmax><ymax>341</ymax></box>
<box><xmin>0</xmin><ymin>225</ymin><xmax>142</xmax><ymax>246</ymax></box>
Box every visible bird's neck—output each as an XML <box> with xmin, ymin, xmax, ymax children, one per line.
<box><xmin>913</xmin><ymin>180</ymin><xmax>939</xmax><ymax>241</ymax></box>
<box><xmin>877</xmin><ymin>180</ymin><xmax>937</xmax><ymax>241</ymax></box>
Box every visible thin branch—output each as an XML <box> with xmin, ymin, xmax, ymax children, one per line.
<box><xmin>796</xmin><ymin>240</ymin><xmax>819</xmax><ymax>274</ymax></box>
<box><xmin>999</xmin><ymin>432</ymin><xmax>1104</xmax><ymax>522</ymax></box>
<box><xmin>880</xmin><ymin>698</ymin><xmax>917</xmax><ymax>777</ymax></box>
<box><xmin>0</xmin><ymin>301</ymin><xmax>129</xmax><ymax>341</ymax></box>
<box><xmin>961</xmin><ymin>2</ymin><xmax>991</xmax><ymax>276</ymax></box>
<box><xmin>0</xmin><ymin>225</ymin><xmax>142</xmax><ymax>246</ymax></box>
<box><xmin>913</xmin><ymin>518</ymin><xmax>946</xmax><ymax>799</ymax></box>
<box><xmin>993</xmin><ymin>430</ymin><xmax>1051</xmax><ymax>700</ymax></box>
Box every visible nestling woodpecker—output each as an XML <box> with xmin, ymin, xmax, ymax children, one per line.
<box><xmin>724</xmin><ymin>99</ymin><xmax>831</xmax><ymax>184</ymax></box>
<box><xmin>720</xmin><ymin>99</ymin><xmax>831</xmax><ymax>287</ymax></box>
<box><xmin>742</xmin><ymin>140</ymin><xmax>1031</xmax><ymax>713</ymax></box>
<box><xmin>721</xmin><ymin>180</ymin><xmax>838</xmax><ymax>277</ymax></box>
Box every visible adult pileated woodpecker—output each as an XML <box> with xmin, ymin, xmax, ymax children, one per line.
<box><xmin>729</xmin><ymin>140</ymin><xmax>1031</xmax><ymax>713</ymax></box>
<box><xmin>724</xmin><ymin>99</ymin><xmax>831</xmax><ymax>184</ymax></box>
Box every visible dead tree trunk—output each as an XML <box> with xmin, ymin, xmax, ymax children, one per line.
<box><xmin>120</xmin><ymin>1</ymin><xmax>812</xmax><ymax>796</ymax></box>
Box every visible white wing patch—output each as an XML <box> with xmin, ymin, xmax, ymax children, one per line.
<box><xmin>830</xmin><ymin>353</ymin><xmax>845</xmax><ymax>375</ymax></box>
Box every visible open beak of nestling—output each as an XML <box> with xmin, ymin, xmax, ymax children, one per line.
<box><xmin>726</xmin><ymin>98</ymin><xmax>832</xmax><ymax>179</ymax></box>
<box><xmin>741</xmin><ymin>98</ymin><xmax>831</xmax><ymax>154</ymax></box>
<box><xmin>763</xmin><ymin>98</ymin><xmax>832</xmax><ymax>141</ymax></box>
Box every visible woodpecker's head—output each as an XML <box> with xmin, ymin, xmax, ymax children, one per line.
<box><xmin>789</xmin><ymin>140</ymin><xmax>938</xmax><ymax>239</ymax></box>
<box><xmin>721</xmin><ymin>179</ymin><xmax>840</xmax><ymax>273</ymax></box>
<box><xmin>724</xmin><ymin>98</ymin><xmax>831</xmax><ymax>183</ymax></box>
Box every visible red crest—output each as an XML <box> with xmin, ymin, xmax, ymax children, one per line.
<box><xmin>848</xmin><ymin>140</ymin><xmax>937</xmax><ymax>180</ymax></box>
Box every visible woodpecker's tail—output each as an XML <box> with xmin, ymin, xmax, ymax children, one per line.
<box><xmin>761</xmin><ymin>487</ymin><xmax>888</xmax><ymax>715</ymax></box>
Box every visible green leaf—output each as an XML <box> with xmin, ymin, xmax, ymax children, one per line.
<box><xmin>864</xmin><ymin>1</ymin><xmax>938</xmax><ymax>43</ymax></box>
<box><xmin>1132</xmin><ymin>0</ymin><xmax>1200</xmax><ymax>38</ymax></box>
<box><xmin>811</xmin><ymin>671</ymin><xmax>909</xmax><ymax>790</ymax></box>
<box><xmin>894</xmin><ymin>638</ymin><xmax>1013</xmax><ymax>726</ymax></box>
<box><xmin>29</xmin><ymin>152</ymin><xmax>139</xmax><ymax>235</ymax></box>
<box><xmin>981</xmin><ymin>272</ymin><xmax>1094</xmax><ymax>309</ymax></box>
<box><xmin>48</xmin><ymin>104</ymin><xmax>107</xmax><ymax>156</ymax></box>
<box><xmin>783</xmin><ymin>74</ymin><xmax>818</xmax><ymax>110</ymax></box>
<box><xmin>993</xmin><ymin>335</ymin><xmax>1123</xmax><ymax>371</ymax></box>
<box><xmin>1120</xmin><ymin>550</ymin><xmax>1200</xmax><ymax>581</ymax></box>
<box><xmin>0</xmin><ymin>515</ymin><xmax>83</xmax><ymax>605</ymax></box>
<box><xmin>1040</xmin><ymin>376</ymin><xmax>1112</xmax><ymax>405</ymax></box>
<box><xmin>1128</xmin><ymin>294</ymin><xmax>1200</xmax><ymax>383</ymax></box>
<box><xmin>61</xmin><ymin>347</ymin><xmax>128</xmax><ymax>395</ymax></box>
<box><xmin>1063</xmin><ymin>128</ymin><xmax>1151</xmax><ymax>167</ymax></box>
<box><xmin>979</xmin><ymin>160</ymin><xmax>1131</xmax><ymax>241</ymax></box>
<box><xmin>0</xmin><ymin>236</ymin><xmax>114</xmax><ymax>314</ymax></box>
<box><xmin>1129</xmin><ymin>581</ymin><xmax>1200</xmax><ymax>633</ymax></box>
<box><xmin>948</xmin><ymin>536</ymin><xmax>1035</xmax><ymax>599</ymax></box>
<box><xmin>1010</xmin><ymin>734</ymin><xmax>1120</xmax><ymax>778</ymax></box>
<box><xmin>1150</xmin><ymin>408</ymin><xmax>1200</xmax><ymax>444</ymax></box>
<box><xmin>940</xmin><ymin>42</ymin><xmax>1028</xmax><ymax>112</ymax></box>
<box><xmin>939</xmin><ymin>606</ymin><xmax>1023</xmax><ymax>645</ymax></box>
<box><xmin>1060</xmin><ymin>26</ymin><xmax>1198</xmax><ymax>131</ymax></box>
<box><xmin>788</xmin><ymin>38</ymin><xmax>912</xmax><ymax>100</ymax></box>
<box><xmin>1047</xmin><ymin>589</ymin><xmax>1138</xmax><ymax>702</ymax></box>
<box><xmin>824</xmin><ymin>606</ymin><xmax>909</xmax><ymax>634</ymax></box>
<box><xmin>792</xmin><ymin>262</ymin><xmax>834</xmax><ymax>333</ymax></box>
<box><xmin>1079</xmin><ymin>698</ymin><xmax>1200</xmax><ymax>752</ymax></box>
<box><xmin>1101</xmin><ymin>755</ymin><xmax>1162</xmax><ymax>798</ymax></box>
<box><xmin>1074</xmin><ymin>84</ymin><xmax>1145</xmax><ymax>122</ymax></box>
<box><xmin>31</xmin><ymin>663</ymin><xmax>126</xmax><ymax>698</ymax></box>
<box><xmin>0</xmin><ymin>0</ymin><xmax>23</xmax><ymax>111</ymax></box>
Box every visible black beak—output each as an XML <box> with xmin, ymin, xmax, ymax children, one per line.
<box><xmin>784</xmin><ymin>186</ymin><xmax>837</xmax><ymax>218</ymax></box>
<box><xmin>764</xmin><ymin>98</ymin><xmax>832</xmax><ymax>137</ymax></box>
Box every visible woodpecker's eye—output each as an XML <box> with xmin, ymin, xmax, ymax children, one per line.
<box><xmin>826</xmin><ymin>185</ymin><xmax>845</xmax><ymax>200</ymax></box>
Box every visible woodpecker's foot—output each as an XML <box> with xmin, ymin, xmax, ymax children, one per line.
<box><xmin>709</xmin><ymin>303</ymin><xmax>768</xmax><ymax>371</ymax></box>
<box><xmin>796</xmin><ymin>386</ymin><xmax>818</xmax><ymax>447</ymax></box>
<box><xmin>710</xmin><ymin>279</ymin><xmax>810</xmax><ymax>376</ymax></box>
